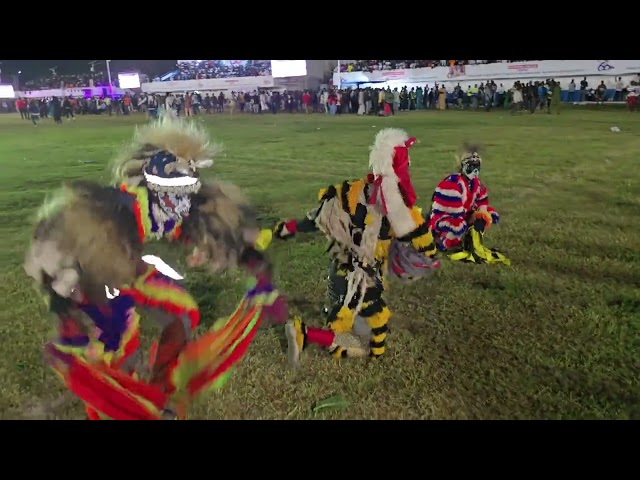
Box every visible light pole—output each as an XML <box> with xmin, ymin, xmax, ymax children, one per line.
<box><xmin>17</xmin><ymin>70</ymin><xmax>21</xmax><ymax>90</ymax></box>
<box><xmin>106</xmin><ymin>60</ymin><xmax>113</xmax><ymax>89</ymax></box>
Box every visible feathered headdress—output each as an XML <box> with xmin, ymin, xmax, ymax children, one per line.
<box><xmin>368</xmin><ymin>128</ymin><xmax>418</xmax><ymax>238</ymax></box>
<box><xmin>111</xmin><ymin>112</ymin><xmax>221</xmax><ymax>194</ymax></box>
<box><xmin>457</xmin><ymin>142</ymin><xmax>483</xmax><ymax>179</ymax></box>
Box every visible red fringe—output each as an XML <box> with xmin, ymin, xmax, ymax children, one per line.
<box><xmin>119</xmin><ymin>288</ymin><xmax>200</xmax><ymax>330</ymax></box>
<box><xmin>66</xmin><ymin>358</ymin><xmax>164</xmax><ymax>420</ymax></box>
<box><xmin>93</xmin><ymin>363</ymin><xmax>167</xmax><ymax>409</ymax></box>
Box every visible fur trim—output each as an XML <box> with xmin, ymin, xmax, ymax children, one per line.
<box><xmin>470</xmin><ymin>210</ymin><xmax>493</xmax><ymax>230</ymax></box>
<box><xmin>180</xmin><ymin>180</ymin><xmax>258</xmax><ymax>273</ymax></box>
<box><xmin>379</xmin><ymin>177</ymin><xmax>417</xmax><ymax>238</ymax></box>
<box><xmin>111</xmin><ymin>111</ymin><xmax>222</xmax><ymax>187</ymax></box>
<box><xmin>26</xmin><ymin>182</ymin><xmax>142</xmax><ymax>303</ymax></box>
<box><xmin>368</xmin><ymin>128</ymin><xmax>416</xmax><ymax>238</ymax></box>
<box><xmin>368</xmin><ymin>128</ymin><xmax>410</xmax><ymax>178</ymax></box>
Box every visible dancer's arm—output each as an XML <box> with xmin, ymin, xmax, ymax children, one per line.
<box><xmin>397</xmin><ymin>206</ymin><xmax>438</xmax><ymax>258</ymax></box>
<box><xmin>473</xmin><ymin>182</ymin><xmax>499</xmax><ymax>231</ymax></box>
<box><xmin>272</xmin><ymin>215</ymin><xmax>319</xmax><ymax>240</ymax></box>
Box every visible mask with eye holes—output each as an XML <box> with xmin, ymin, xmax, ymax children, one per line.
<box><xmin>143</xmin><ymin>150</ymin><xmax>208</xmax><ymax>220</ymax></box>
<box><xmin>461</xmin><ymin>152</ymin><xmax>482</xmax><ymax>180</ymax></box>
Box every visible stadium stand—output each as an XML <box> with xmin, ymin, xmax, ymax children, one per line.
<box><xmin>22</xmin><ymin>72</ymin><xmax>111</xmax><ymax>91</ymax></box>
<box><xmin>156</xmin><ymin>60</ymin><xmax>272</xmax><ymax>82</ymax></box>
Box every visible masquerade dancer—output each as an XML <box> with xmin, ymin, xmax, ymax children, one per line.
<box><xmin>271</xmin><ymin>128</ymin><xmax>440</xmax><ymax>366</ymax></box>
<box><xmin>428</xmin><ymin>144</ymin><xmax>509</xmax><ymax>264</ymax></box>
<box><xmin>24</xmin><ymin>114</ymin><xmax>285</xmax><ymax>420</ymax></box>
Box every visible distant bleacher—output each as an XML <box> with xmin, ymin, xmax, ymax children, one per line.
<box><xmin>155</xmin><ymin>60</ymin><xmax>272</xmax><ymax>82</ymax></box>
<box><xmin>22</xmin><ymin>72</ymin><xmax>111</xmax><ymax>91</ymax></box>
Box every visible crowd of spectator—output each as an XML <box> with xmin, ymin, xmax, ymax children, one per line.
<box><xmin>21</xmin><ymin>72</ymin><xmax>112</xmax><ymax>91</ymax></box>
<box><xmin>158</xmin><ymin>60</ymin><xmax>272</xmax><ymax>82</ymax></box>
<box><xmin>3</xmin><ymin>74</ymin><xmax>638</xmax><ymax>119</ymax></box>
<box><xmin>6</xmin><ymin>93</ymin><xmax>137</xmax><ymax>126</ymax></box>
<box><xmin>338</xmin><ymin>60</ymin><xmax>542</xmax><ymax>72</ymax></box>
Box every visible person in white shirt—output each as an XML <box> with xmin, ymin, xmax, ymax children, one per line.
<box><xmin>615</xmin><ymin>77</ymin><xmax>624</xmax><ymax>101</ymax></box>
<box><xmin>165</xmin><ymin>94</ymin><xmax>176</xmax><ymax>117</ymax></box>
<box><xmin>511</xmin><ymin>84</ymin><xmax>523</xmax><ymax>113</ymax></box>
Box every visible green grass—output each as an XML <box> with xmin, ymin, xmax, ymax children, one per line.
<box><xmin>1</xmin><ymin>107</ymin><xmax>639</xmax><ymax>420</ymax></box>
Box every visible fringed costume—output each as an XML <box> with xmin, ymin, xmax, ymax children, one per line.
<box><xmin>25</xmin><ymin>114</ymin><xmax>286</xmax><ymax>420</ymax></box>
<box><xmin>428</xmin><ymin>145</ymin><xmax>510</xmax><ymax>265</ymax></box>
<box><xmin>271</xmin><ymin>129</ymin><xmax>440</xmax><ymax>366</ymax></box>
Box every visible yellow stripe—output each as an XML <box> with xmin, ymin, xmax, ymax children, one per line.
<box><xmin>365</xmin><ymin>307</ymin><xmax>391</xmax><ymax>330</ymax></box>
<box><xmin>132</xmin><ymin>267</ymin><xmax>198</xmax><ymax>312</ymax></box>
<box><xmin>408</xmin><ymin>208</ymin><xmax>437</xmax><ymax>255</ymax></box>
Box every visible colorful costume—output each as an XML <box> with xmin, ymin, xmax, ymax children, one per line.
<box><xmin>271</xmin><ymin>128</ymin><xmax>440</xmax><ymax>365</ymax></box>
<box><xmin>25</xmin><ymin>114</ymin><xmax>285</xmax><ymax>420</ymax></box>
<box><xmin>428</xmin><ymin>145</ymin><xmax>509</xmax><ymax>264</ymax></box>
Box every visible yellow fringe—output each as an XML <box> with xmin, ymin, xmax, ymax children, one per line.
<box><xmin>449</xmin><ymin>228</ymin><xmax>511</xmax><ymax>265</ymax></box>
<box><xmin>346</xmin><ymin>179</ymin><xmax>366</xmax><ymax>215</ymax></box>
<box><xmin>331</xmin><ymin>346</ymin><xmax>346</xmax><ymax>359</ymax></box>
<box><xmin>374</xmin><ymin>239</ymin><xmax>391</xmax><ymax>262</ymax></box>
<box><xmin>328</xmin><ymin>306</ymin><xmax>354</xmax><ymax>333</ymax></box>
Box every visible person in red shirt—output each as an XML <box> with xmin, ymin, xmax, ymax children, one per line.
<box><xmin>301</xmin><ymin>91</ymin><xmax>311</xmax><ymax>113</ymax></box>
<box><xmin>17</xmin><ymin>98</ymin><xmax>28</xmax><ymax>120</ymax></box>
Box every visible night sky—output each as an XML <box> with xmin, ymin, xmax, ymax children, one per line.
<box><xmin>0</xmin><ymin>60</ymin><xmax>178</xmax><ymax>81</ymax></box>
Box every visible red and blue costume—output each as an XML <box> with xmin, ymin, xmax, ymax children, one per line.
<box><xmin>428</xmin><ymin>148</ymin><xmax>509</xmax><ymax>264</ymax></box>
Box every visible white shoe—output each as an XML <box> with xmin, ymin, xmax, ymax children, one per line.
<box><xmin>285</xmin><ymin>322</ymin><xmax>301</xmax><ymax>369</ymax></box>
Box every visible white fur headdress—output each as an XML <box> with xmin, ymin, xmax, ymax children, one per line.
<box><xmin>368</xmin><ymin>128</ymin><xmax>417</xmax><ymax>238</ymax></box>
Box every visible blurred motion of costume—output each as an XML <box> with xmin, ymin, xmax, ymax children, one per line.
<box><xmin>24</xmin><ymin>113</ymin><xmax>286</xmax><ymax>420</ymax></box>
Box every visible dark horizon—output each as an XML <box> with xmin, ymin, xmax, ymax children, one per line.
<box><xmin>0</xmin><ymin>60</ymin><xmax>178</xmax><ymax>82</ymax></box>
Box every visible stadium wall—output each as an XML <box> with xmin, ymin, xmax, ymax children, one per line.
<box><xmin>14</xmin><ymin>86</ymin><xmax>126</xmax><ymax>98</ymax></box>
<box><xmin>140</xmin><ymin>60</ymin><xmax>338</xmax><ymax>93</ymax></box>
<box><xmin>334</xmin><ymin>60</ymin><xmax>640</xmax><ymax>89</ymax></box>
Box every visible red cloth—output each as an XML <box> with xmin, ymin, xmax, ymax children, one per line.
<box><xmin>393</xmin><ymin>140</ymin><xmax>417</xmax><ymax>208</ymax></box>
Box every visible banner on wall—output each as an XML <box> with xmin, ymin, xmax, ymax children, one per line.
<box><xmin>447</xmin><ymin>64</ymin><xmax>466</xmax><ymax>78</ymax></box>
<box><xmin>141</xmin><ymin>76</ymin><xmax>275</xmax><ymax>93</ymax></box>
<box><xmin>15</xmin><ymin>86</ymin><xmax>125</xmax><ymax>98</ymax></box>
<box><xmin>334</xmin><ymin>60</ymin><xmax>640</xmax><ymax>85</ymax></box>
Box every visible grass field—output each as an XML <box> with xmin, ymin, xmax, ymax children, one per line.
<box><xmin>0</xmin><ymin>107</ymin><xmax>639</xmax><ymax>420</ymax></box>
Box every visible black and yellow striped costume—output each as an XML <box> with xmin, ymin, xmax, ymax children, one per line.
<box><xmin>274</xmin><ymin>176</ymin><xmax>437</xmax><ymax>360</ymax></box>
